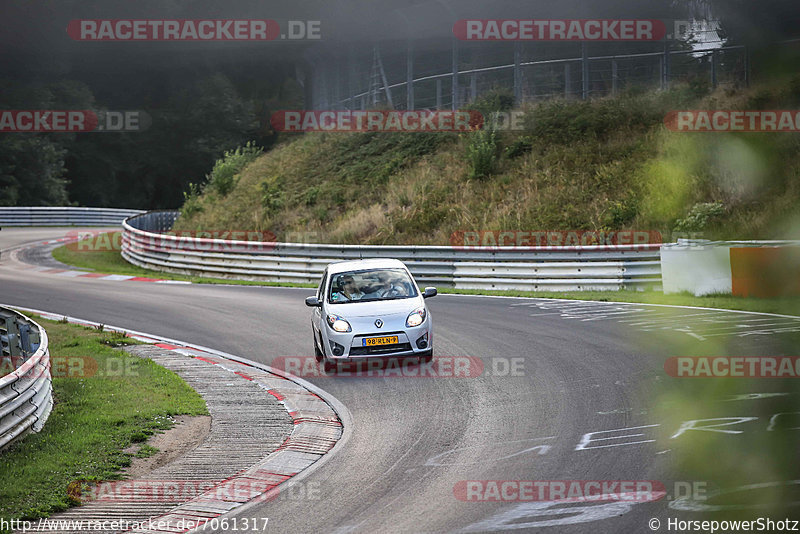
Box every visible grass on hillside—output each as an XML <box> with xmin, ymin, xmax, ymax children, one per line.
<box><xmin>0</xmin><ymin>316</ymin><xmax>207</xmax><ymax>528</ymax></box>
<box><xmin>174</xmin><ymin>78</ymin><xmax>800</xmax><ymax>246</ymax></box>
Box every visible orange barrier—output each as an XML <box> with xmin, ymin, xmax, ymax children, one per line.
<box><xmin>730</xmin><ymin>247</ymin><xmax>800</xmax><ymax>298</ymax></box>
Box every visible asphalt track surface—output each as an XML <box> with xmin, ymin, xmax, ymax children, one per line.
<box><xmin>1</xmin><ymin>228</ymin><xmax>798</xmax><ymax>533</ymax></box>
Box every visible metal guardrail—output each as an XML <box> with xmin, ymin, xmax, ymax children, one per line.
<box><xmin>0</xmin><ymin>307</ymin><xmax>52</xmax><ymax>452</ymax></box>
<box><xmin>122</xmin><ymin>211</ymin><xmax>663</xmax><ymax>291</ymax></box>
<box><xmin>0</xmin><ymin>207</ymin><xmax>144</xmax><ymax>227</ymax></box>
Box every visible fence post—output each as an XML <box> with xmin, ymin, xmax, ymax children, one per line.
<box><xmin>348</xmin><ymin>46</ymin><xmax>356</xmax><ymax>110</ymax></box>
<box><xmin>406</xmin><ymin>39</ymin><xmax>414</xmax><ymax>110</ymax></box>
<box><xmin>470</xmin><ymin>72</ymin><xmax>477</xmax><ymax>103</ymax></box>
<box><xmin>612</xmin><ymin>58</ymin><xmax>618</xmax><ymax>96</ymax></box>
<box><xmin>744</xmin><ymin>46</ymin><xmax>750</xmax><ymax>87</ymax></box>
<box><xmin>711</xmin><ymin>50</ymin><xmax>718</xmax><ymax>88</ymax></box>
<box><xmin>662</xmin><ymin>41</ymin><xmax>670</xmax><ymax>90</ymax></box>
<box><xmin>436</xmin><ymin>78</ymin><xmax>442</xmax><ymax>110</ymax></box>
<box><xmin>514</xmin><ymin>41</ymin><xmax>522</xmax><ymax>104</ymax></box>
<box><xmin>452</xmin><ymin>37</ymin><xmax>460</xmax><ymax>110</ymax></box>
<box><xmin>581</xmin><ymin>42</ymin><xmax>589</xmax><ymax>100</ymax></box>
<box><xmin>334</xmin><ymin>58</ymin><xmax>342</xmax><ymax>110</ymax></box>
<box><xmin>564</xmin><ymin>62</ymin><xmax>571</xmax><ymax>98</ymax></box>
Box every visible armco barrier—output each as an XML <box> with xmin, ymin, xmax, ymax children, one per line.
<box><xmin>0</xmin><ymin>307</ymin><xmax>52</xmax><ymax>452</ymax></box>
<box><xmin>122</xmin><ymin>211</ymin><xmax>663</xmax><ymax>291</ymax></box>
<box><xmin>0</xmin><ymin>207</ymin><xmax>144</xmax><ymax>227</ymax></box>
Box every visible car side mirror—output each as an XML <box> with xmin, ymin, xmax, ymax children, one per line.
<box><xmin>423</xmin><ymin>287</ymin><xmax>437</xmax><ymax>299</ymax></box>
<box><xmin>305</xmin><ymin>296</ymin><xmax>321</xmax><ymax>307</ymax></box>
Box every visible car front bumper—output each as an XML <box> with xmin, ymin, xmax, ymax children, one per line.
<box><xmin>324</xmin><ymin>321</ymin><xmax>432</xmax><ymax>359</ymax></box>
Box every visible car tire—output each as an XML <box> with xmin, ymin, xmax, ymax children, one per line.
<box><xmin>419</xmin><ymin>349</ymin><xmax>433</xmax><ymax>363</ymax></box>
<box><xmin>314</xmin><ymin>338</ymin><xmax>323</xmax><ymax>362</ymax></box>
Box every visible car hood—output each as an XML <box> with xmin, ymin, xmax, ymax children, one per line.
<box><xmin>328</xmin><ymin>296</ymin><xmax>423</xmax><ymax>317</ymax></box>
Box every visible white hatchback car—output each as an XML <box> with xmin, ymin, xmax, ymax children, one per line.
<box><xmin>305</xmin><ymin>258</ymin><xmax>437</xmax><ymax>372</ymax></box>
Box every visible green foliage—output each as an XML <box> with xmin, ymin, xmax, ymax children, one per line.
<box><xmin>134</xmin><ymin>444</ymin><xmax>159</xmax><ymax>458</ymax></box>
<box><xmin>674</xmin><ymin>202</ymin><xmax>726</xmax><ymax>232</ymax></box>
<box><xmin>260</xmin><ymin>176</ymin><xmax>284</xmax><ymax>214</ymax></box>
<box><xmin>504</xmin><ymin>136</ymin><xmax>533</xmax><ymax>159</ymax></box>
<box><xmin>180</xmin><ymin>183</ymin><xmax>204</xmax><ymax>218</ymax></box>
<box><xmin>604</xmin><ymin>198</ymin><xmax>640</xmax><ymax>227</ymax></box>
<box><xmin>521</xmin><ymin>92</ymin><xmax>679</xmax><ymax>145</ymax></box>
<box><xmin>205</xmin><ymin>141</ymin><xmax>263</xmax><ymax>196</ymax></box>
<box><xmin>465</xmin><ymin>127</ymin><xmax>498</xmax><ymax>180</ymax></box>
<box><xmin>0</xmin><ymin>137</ymin><xmax>69</xmax><ymax>206</ymax></box>
<box><xmin>303</xmin><ymin>186</ymin><xmax>320</xmax><ymax>206</ymax></box>
<box><xmin>470</xmin><ymin>88</ymin><xmax>515</xmax><ymax>117</ymax></box>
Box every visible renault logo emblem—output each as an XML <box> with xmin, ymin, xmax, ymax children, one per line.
<box><xmin>375</xmin><ymin>319</ymin><xmax>383</xmax><ymax>328</ymax></box>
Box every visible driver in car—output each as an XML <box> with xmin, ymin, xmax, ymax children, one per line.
<box><xmin>332</xmin><ymin>275</ymin><xmax>365</xmax><ymax>301</ymax></box>
<box><xmin>376</xmin><ymin>274</ymin><xmax>406</xmax><ymax>298</ymax></box>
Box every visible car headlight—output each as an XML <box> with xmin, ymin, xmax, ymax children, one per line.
<box><xmin>326</xmin><ymin>314</ymin><xmax>352</xmax><ymax>333</ymax></box>
<box><xmin>406</xmin><ymin>306</ymin><xmax>427</xmax><ymax>328</ymax></box>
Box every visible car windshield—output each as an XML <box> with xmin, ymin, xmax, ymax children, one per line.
<box><xmin>328</xmin><ymin>268</ymin><xmax>417</xmax><ymax>304</ymax></box>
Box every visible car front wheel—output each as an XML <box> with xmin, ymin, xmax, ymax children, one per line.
<box><xmin>419</xmin><ymin>349</ymin><xmax>433</xmax><ymax>363</ymax></box>
<box><xmin>314</xmin><ymin>337</ymin><xmax>324</xmax><ymax>362</ymax></box>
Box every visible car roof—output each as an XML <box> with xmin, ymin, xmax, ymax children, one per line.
<box><xmin>327</xmin><ymin>258</ymin><xmax>408</xmax><ymax>276</ymax></box>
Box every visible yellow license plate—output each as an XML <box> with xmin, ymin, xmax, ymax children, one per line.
<box><xmin>363</xmin><ymin>335</ymin><xmax>399</xmax><ymax>347</ymax></box>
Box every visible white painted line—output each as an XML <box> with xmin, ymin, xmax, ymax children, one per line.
<box><xmin>55</xmin><ymin>270</ymin><xmax>91</xmax><ymax>277</ymax></box>
<box><xmin>99</xmin><ymin>274</ymin><xmax>135</xmax><ymax>281</ymax></box>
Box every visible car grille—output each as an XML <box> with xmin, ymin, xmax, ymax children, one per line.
<box><xmin>349</xmin><ymin>343</ymin><xmax>413</xmax><ymax>356</ymax></box>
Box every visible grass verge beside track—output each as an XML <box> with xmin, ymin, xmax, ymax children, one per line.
<box><xmin>51</xmin><ymin>235</ymin><xmax>800</xmax><ymax>316</ymax></box>
<box><xmin>0</xmin><ymin>316</ymin><xmax>208</xmax><ymax>528</ymax></box>
<box><xmin>51</xmin><ymin>235</ymin><xmax>310</xmax><ymax>288</ymax></box>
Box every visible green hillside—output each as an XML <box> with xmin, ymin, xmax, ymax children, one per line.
<box><xmin>175</xmin><ymin>79</ymin><xmax>800</xmax><ymax>244</ymax></box>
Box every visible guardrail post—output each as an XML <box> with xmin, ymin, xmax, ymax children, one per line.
<box><xmin>1</xmin><ymin>313</ymin><xmax>22</xmax><ymax>359</ymax></box>
<box><xmin>18</xmin><ymin>323</ymin><xmax>32</xmax><ymax>355</ymax></box>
